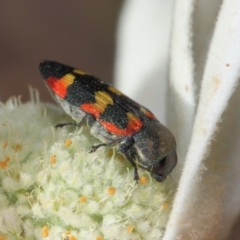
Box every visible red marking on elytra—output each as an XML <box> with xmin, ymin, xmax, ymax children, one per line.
<box><xmin>81</xmin><ymin>103</ymin><xmax>143</xmax><ymax>136</ymax></box>
<box><xmin>46</xmin><ymin>77</ymin><xmax>67</xmax><ymax>99</ymax></box>
<box><xmin>100</xmin><ymin>119</ymin><xmax>142</xmax><ymax>136</ymax></box>
<box><xmin>81</xmin><ymin>103</ymin><xmax>101</xmax><ymax>118</ymax></box>
<box><xmin>127</xmin><ymin>116</ymin><xmax>143</xmax><ymax>132</ymax></box>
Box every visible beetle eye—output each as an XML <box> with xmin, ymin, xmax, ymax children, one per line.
<box><xmin>151</xmin><ymin>151</ymin><xmax>177</xmax><ymax>182</ymax></box>
<box><xmin>159</xmin><ymin>157</ymin><xmax>167</xmax><ymax>168</ymax></box>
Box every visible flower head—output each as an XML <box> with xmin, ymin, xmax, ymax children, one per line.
<box><xmin>0</xmin><ymin>94</ymin><xmax>175</xmax><ymax>239</ymax></box>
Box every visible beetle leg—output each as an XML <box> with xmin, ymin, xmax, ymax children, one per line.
<box><xmin>124</xmin><ymin>153</ymin><xmax>140</xmax><ymax>182</ymax></box>
<box><xmin>90</xmin><ymin>136</ymin><xmax>140</xmax><ymax>182</ymax></box>
<box><xmin>55</xmin><ymin>122</ymin><xmax>79</xmax><ymax>129</ymax></box>
<box><xmin>55</xmin><ymin>115</ymin><xmax>89</xmax><ymax>129</ymax></box>
<box><xmin>89</xmin><ymin>143</ymin><xmax>107</xmax><ymax>153</ymax></box>
<box><xmin>118</xmin><ymin>137</ymin><xmax>139</xmax><ymax>181</ymax></box>
<box><xmin>89</xmin><ymin>138</ymin><xmax>124</xmax><ymax>153</ymax></box>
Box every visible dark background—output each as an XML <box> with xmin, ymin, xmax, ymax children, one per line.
<box><xmin>0</xmin><ymin>1</ymin><xmax>122</xmax><ymax>102</ymax></box>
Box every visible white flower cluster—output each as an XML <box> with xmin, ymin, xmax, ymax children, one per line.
<box><xmin>0</xmin><ymin>95</ymin><xmax>174</xmax><ymax>240</ymax></box>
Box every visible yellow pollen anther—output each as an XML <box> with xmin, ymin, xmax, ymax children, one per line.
<box><xmin>108</xmin><ymin>187</ymin><xmax>116</xmax><ymax>196</ymax></box>
<box><xmin>0</xmin><ymin>156</ymin><xmax>10</xmax><ymax>169</ymax></box>
<box><xmin>127</xmin><ymin>225</ymin><xmax>134</xmax><ymax>233</ymax></box>
<box><xmin>106</xmin><ymin>150</ymin><xmax>114</xmax><ymax>158</ymax></box>
<box><xmin>2</xmin><ymin>141</ymin><xmax>8</xmax><ymax>148</ymax></box>
<box><xmin>140</xmin><ymin>176</ymin><xmax>147</xmax><ymax>184</ymax></box>
<box><xmin>63</xmin><ymin>231</ymin><xmax>77</xmax><ymax>240</ymax></box>
<box><xmin>65</xmin><ymin>139</ymin><xmax>72</xmax><ymax>147</ymax></box>
<box><xmin>42</xmin><ymin>225</ymin><xmax>49</xmax><ymax>237</ymax></box>
<box><xmin>95</xmin><ymin>237</ymin><xmax>103</xmax><ymax>240</ymax></box>
<box><xmin>15</xmin><ymin>143</ymin><xmax>22</xmax><ymax>151</ymax></box>
<box><xmin>50</xmin><ymin>155</ymin><xmax>56</xmax><ymax>165</ymax></box>
<box><xmin>162</xmin><ymin>202</ymin><xmax>169</xmax><ymax>210</ymax></box>
<box><xmin>79</xmin><ymin>196</ymin><xmax>87</xmax><ymax>203</ymax></box>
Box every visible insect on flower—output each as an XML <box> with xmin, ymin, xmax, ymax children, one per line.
<box><xmin>39</xmin><ymin>61</ymin><xmax>177</xmax><ymax>182</ymax></box>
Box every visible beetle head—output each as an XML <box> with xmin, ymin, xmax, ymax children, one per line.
<box><xmin>133</xmin><ymin>121</ymin><xmax>177</xmax><ymax>182</ymax></box>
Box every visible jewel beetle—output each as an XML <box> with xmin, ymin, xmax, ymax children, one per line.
<box><xmin>39</xmin><ymin>61</ymin><xmax>177</xmax><ymax>182</ymax></box>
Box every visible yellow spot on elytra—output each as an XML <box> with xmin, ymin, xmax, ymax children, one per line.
<box><xmin>127</xmin><ymin>225</ymin><xmax>134</xmax><ymax>233</ymax></box>
<box><xmin>162</xmin><ymin>202</ymin><xmax>169</xmax><ymax>210</ymax></box>
<box><xmin>127</xmin><ymin>112</ymin><xmax>139</xmax><ymax>123</ymax></box>
<box><xmin>94</xmin><ymin>91</ymin><xmax>114</xmax><ymax>112</ymax></box>
<box><xmin>65</xmin><ymin>139</ymin><xmax>72</xmax><ymax>147</ymax></box>
<box><xmin>95</xmin><ymin>237</ymin><xmax>103</xmax><ymax>240</ymax></box>
<box><xmin>60</xmin><ymin>73</ymin><xmax>75</xmax><ymax>88</ymax></box>
<box><xmin>42</xmin><ymin>225</ymin><xmax>49</xmax><ymax>238</ymax></box>
<box><xmin>0</xmin><ymin>157</ymin><xmax>10</xmax><ymax>169</ymax></box>
<box><xmin>108</xmin><ymin>85</ymin><xmax>122</xmax><ymax>95</ymax></box>
<box><xmin>96</xmin><ymin>91</ymin><xmax>113</xmax><ymax>104</ymax></box>
<box><xmin>140</xmin><ymin>107</ymin><xmax>155</xmax><ymax>119</ymax></box>
<box><xmin>62</xmin><ymin>231</ymin><xmax>77</xmax><ymax>240</ymax></box>
<box><xmin>126</xmin><ymin>112</ymin><xmax>142</xmax><ymax>130</ymax></box>
<box><xmin>2</xmin><ymin>141</ymin><xmax>8</xmax><ymax>148</ymax></box>
<box><xmin>64</xmin><ymin>73</ymin><xmax>75</xmax><ymax>82</ymax></box>
<box><xmin>73</xmin><ymin>69</ymin><xmax>86</xmax><ymax>75</ymax></box>
<box><xmin>79</xmin><ymin>196</ymin><xmax>87</xmax><ymax>203</ymax></box>
<box><xmin>140</xmin><ymin>176</ymin><xmax>147</xmax><ymax>184</ymax></box>
<box><xmin>50</xmin><ymin>155</ymin><xmax>56</xmax><ymax>165</ymax></box>
<box><xmin>14</xmin><ymin>143</ymin><xmax>22</xmax><ymax>152</ymax></box>
<box><xmin>83</xmin><ymin>90</ymin><xmax>114</xmax><ymax>116</ymax></box>
<box><xmin>108</xmin><ymin>187</ymin><xmax>116</xmax><ymax>196</ymax></box>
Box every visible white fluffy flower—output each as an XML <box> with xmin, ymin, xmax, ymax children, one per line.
<box><xmin>0</xmin><ymin>92</ymin><xmax>175</xmax><ymax>239</ymax></box>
